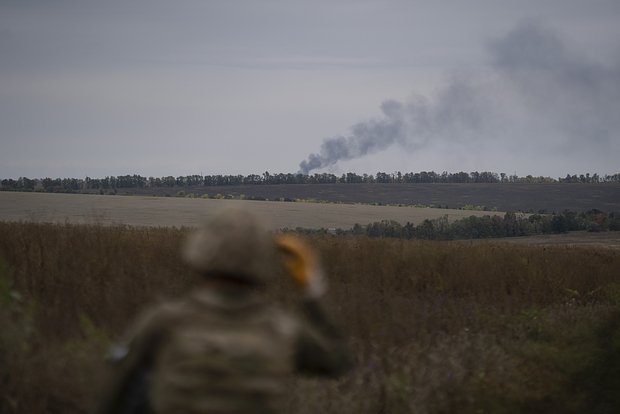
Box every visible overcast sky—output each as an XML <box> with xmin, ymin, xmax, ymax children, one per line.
<box><xmin>1</xmin><ymin>0</ymin><xmax>619</xmax><ymax>179</ymax></box>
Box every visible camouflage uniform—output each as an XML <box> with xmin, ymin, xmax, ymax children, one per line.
<box><xmin>99</xmin><ymin>209</ymin><xmax>350</xmax><ymax>414</ymax></box>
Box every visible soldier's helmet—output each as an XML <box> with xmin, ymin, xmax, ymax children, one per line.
<box><xmin>183</xmin><ymin>208</ymin><xmax>276</xmax><ymax>282</ymax></box>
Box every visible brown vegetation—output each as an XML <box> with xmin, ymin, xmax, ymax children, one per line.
<box><xmin>2</xmin><ymin>221</ymin><xmax>620</xmax><ymax>413</ymax></box>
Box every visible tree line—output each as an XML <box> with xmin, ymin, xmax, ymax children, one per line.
<box><xmin>2</xmin><ymin>171</ymin><xmax>620</xmax><ymax>192</ymax></box>
<box><xmin>291</xmin><ymin>210</ymin><xmax>620</xmax><ymax>240</ymax></box>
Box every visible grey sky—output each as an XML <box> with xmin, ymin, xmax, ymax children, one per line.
<box><xmin>1</xmin><ymin>0</ymin><xmax>619</xmax><ymax>178</ymax></box>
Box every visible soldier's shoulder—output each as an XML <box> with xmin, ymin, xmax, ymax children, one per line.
<box><xmin>128</xmin><ymin>299</ymin><xmax>190</xmax><ymax>336</ymax></box>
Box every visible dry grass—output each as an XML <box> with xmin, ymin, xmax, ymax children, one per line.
<box><xmin>2</xmin><ymin>221</ymin><xmax>620</xmax><ymax>413</ymax></box>
<box><xmin>469</xmin><ymin>231</ymin><xmax>620</xmax><ymax>250</ymax></box>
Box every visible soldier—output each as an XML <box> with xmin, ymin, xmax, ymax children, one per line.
<box><xmin>99</xmin><ymin>208</ymin><xmax>351</xmax><ymax>414</ymax></box>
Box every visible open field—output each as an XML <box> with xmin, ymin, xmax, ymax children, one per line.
<box><xmin>1</xmin><ymin>181</ymin><xmax>619</xmax><ymax>413</ymax></box>
<box><xmin>471</xmin><ymin>231</ymin><xmax>620</xmax><ymax>250</ymax></box>
<box><xmin>125</xmin><ymin>182</ymin><xmax>620</xmax><ymax>212</ymax></box>
<box><xmin>2</xmin><ymin>222</ymin><xmax>620</xmax><ymax>413</ymax></box>
<box><xmin>0</xmin><ymin>191</ymin><xmax>503</xmax><ymax>229</ymax></box>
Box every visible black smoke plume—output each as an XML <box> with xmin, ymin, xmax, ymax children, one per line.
<box><xmin>299</xmin><ymin>21</ymin><xmax>620</xmax><ymax>174</ymax></box>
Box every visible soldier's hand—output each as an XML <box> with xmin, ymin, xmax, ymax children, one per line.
<box><xmin>275</xmin><ymin>235</ymin><xmax>326</xmax><ymax>298</ymax></box>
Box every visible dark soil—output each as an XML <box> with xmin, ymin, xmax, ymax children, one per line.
<box><xmin>130</xmin><ymin>183</ymin><xmax>620</xmax><ymax>213</ymax></box>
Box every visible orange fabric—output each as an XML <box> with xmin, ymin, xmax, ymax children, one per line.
<box><xmin>275</xmin><ymin>235</ymin><xmax>318</xmax><ymax>288</ymax></box>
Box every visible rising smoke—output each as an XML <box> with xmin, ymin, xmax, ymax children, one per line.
<box><xmin>299</xmin><ymin>21</ymin><xmax>620</xmax><ymax>174</ymax></box>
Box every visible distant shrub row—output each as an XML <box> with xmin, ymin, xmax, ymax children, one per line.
<box><xmin>2</xmin><ymin>170</ymin><xmax>620</xmax><ymax>192</ymax></box>
<box><xmin>290</xmin><ymin>210</ymin><xmax>620</xmax><ymax>240</ymax></box>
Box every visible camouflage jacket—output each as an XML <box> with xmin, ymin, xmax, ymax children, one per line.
<box><xmin>99</xmin><ymin>286</ymin><xmax>350</xmax><ymax>414</ymax></box>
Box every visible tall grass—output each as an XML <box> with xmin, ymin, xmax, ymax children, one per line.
<box><xmin>1</xmin><ymin>221</ymin><xmax>620</xmax><ymax>413</ymax></box>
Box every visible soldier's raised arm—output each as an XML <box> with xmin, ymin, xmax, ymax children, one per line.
<box><xmin>276</xmin><ymin>235</ymin><xmax>353</xmax><ymax>377</ymax></box>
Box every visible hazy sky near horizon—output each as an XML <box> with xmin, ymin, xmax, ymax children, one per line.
<box><xmin>1</xmin><ymin>0</ymin><xmax>619</xmax><ymax>178</ymax></box>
